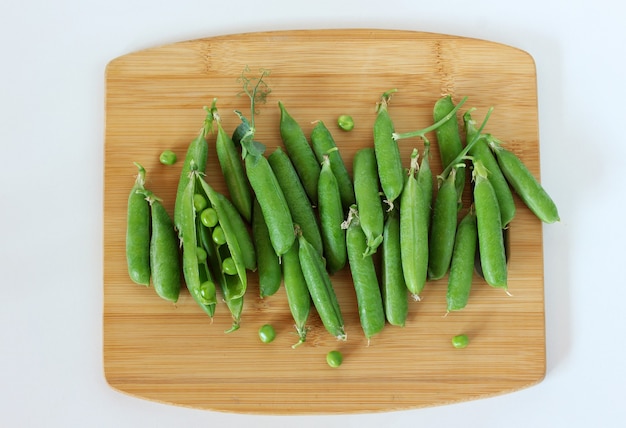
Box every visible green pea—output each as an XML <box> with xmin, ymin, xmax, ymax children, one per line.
<box><xmin>159</xmin><ymin>150</ymin><xmax>177</xmax><ymax>166</ymax></box>
<box><xmin>326</xmin><ymin>350</ymin><xmax>343</xmax><ymax>368</ymax></box>
<box><xmin>200</xmin><ymin>207</ymin><xmax>218</xmax><ymax>228</ymax></box>
<box><xmin>222</xmin><ymin>257</ymin><xmax>237</xmax><ymax>275</ymax></box>
<box><xmin>126</xmin><ymin>163</ymin><xmax>151</xmax><ymax>286</ymax></box>
<box><xmin>193</xmin><ymin>193</ymin><xmax>208</xmax><ymax>213</ymax></box>
<box><xmin>212</xmin><ymin>225</ymin><xmax>226</xmax><ymax>246</ymax></box>
<box><xmin>452</xmin><ymin>334</ymin><xmax>469</xmax><ymax>349</ymax></box>
<box><xmin>337</xmin><ymin>115</ymin><xmax>354</xmax><ymax>131</ymax></box>
<box><xmin>258</xmin><ymin>324</ymin><xmax>276</xmax><ymax>343</ymax></box>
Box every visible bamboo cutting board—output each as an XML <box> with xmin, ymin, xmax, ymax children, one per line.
<box><xmin>103</xmin><ymin>29</ymin><xmax>546</xmax><ymax>414</ymax></box>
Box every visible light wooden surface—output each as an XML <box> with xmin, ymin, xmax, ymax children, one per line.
<box><xmin>103</xmin><ymin>29</ymin><xmax>545</xmax><ymax>414</ymax></box>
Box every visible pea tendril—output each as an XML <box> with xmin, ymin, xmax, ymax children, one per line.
<box><xmin>392</xmin><ymin>96</ymin><xmax>468</xmax><ymax>142</ymax></box>
<box><xmin>235</xmin><ymin>67</ymin><xmax>272</xmax><ymax>159</ymax></box>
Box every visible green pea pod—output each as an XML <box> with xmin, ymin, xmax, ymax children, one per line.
<box><xmin>352</xmin><ymin>147</ymin><xmax>384</xmax><ymax>256</ymax></box>
<box><xmin>268</xmin><ymin>147</ymin><xmax>323</xmax><ymax>256</ymax></box>
<box><xmin>245</xmin><ymin>151</ymin><xmax>295</xmax><ymax>256</ymax></box>
<box><xmin>473</xmin><ymin>161</ymin><xmax>507</xmax><ymax>289</ymax></box>
<box><xmin>298</xmin><ymin>233</ymin><xmax>346</xmax><ymax>341</ymax></box>
<box><xmin>212</xmin><ymin>191</ymin><xmax>256</xmax><ymax>272</ymax></box>
<box><xmin>381</xmin><ymin>206</ymin><xmax>408</xmax><ymax>327</ymax></box>
<box><xmin>126</xmin><ymin>162</ymin><xmax>151</xmax><ymax>286</ymax></box>
<box><xmin>278</xmin><ymin>101</ymin><xmax>321</xmax><ymax>205</ymax></box>
<box><xmin>310</xmin><ymin>120</ymin><xmax>356</xmax><ymax>209</ymax></box>
<box><xmin>417</xmin><ymin>142</ymin><xmax>434</xmax><ymax>228</ymax></box>
<box><xmin>252</xmin><ymin>199</ymin><xmax>282</xmax><ymax>298</ymax></box>
<box><xmin>215</xmin><ymin>117</ymin><xmax>252</xmax><ymax>224</ymax></box>
<box><xmin>400</xmin><ymin>149</ymin><xmax>429</xmax><ymax>299</ymax></box>
<box><xmin>433</xmin><ymin>95</ymin><xmax>466</xmax><ymax>197</ymax></box>
<box><xmin>345</xmin><ymin>205</ymin><xmax>386</xmax><ymax>340</ymax></box>
<box><xmin>464</xmin><ymin>111</ymin><xmax>516</xmax><ymax>227</ymax></box>
<box><xmin>282</xmin><ymin>240</ymin><xmax>311</xmax><ymax>347</ymax></box>
<box><xmin>147</xmin><ymin>193</ymin><xmax>181</xmax><ymax>303</ymax></box>
<box><xmin>487</xmin><ymin>136</ymin><xmax>560</xmax><ymax>224</ymax></box>
<box><xmin>447</xmin><ymin>208</ymin><xmax>478</xmax><ymax>311</ymax></box>
<box><xmin>174</xmin><ymin>105</ymin><xmax>214</xmax><ymax>233</ymax></box>
<box><xmin>428</xmin><ymin>167</ymin><xmax>459</xmax><ymax>280</ymax></box>
<box><xmin>373</xmin><ymin>89</ymin><xmax>404</xmax><ymax>208</ymax></box>
<box><xmin>318</xmin><ymin>155</ymin><xmax>347</xmax><ymax>274</ymax></box>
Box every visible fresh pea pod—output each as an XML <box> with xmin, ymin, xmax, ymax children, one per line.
<box><xmin>352</xmin><ymin>147</ymin><xmax>384</xmax><ymax>256</ymax></box>
<box><xmin>381</xmin><ymin>206</ymin><xmax>408</xmax><ymax>327</ymax></box>
<box><xmin>278</xmin><ymin>101</ymin><xmax>321</xmax><ymax>205</ymax></box>
<box><xmin>282</xmin><ymin>239</ymin><xmax>311</xmax><ymax>347</ymax></box>
<box><xmin>318</xmin><ymin>155</ymin><xmax>347</xmax><ymax>274</ymax></box>
<box><xmin>126</xmin><ymin>162</ymin><xmax>151</xmax><ymax>286</ymax></box>
<box><xmin>252</xmin><ymin>199</ymin><xmax>282</xmax><ymax>298</ymax></box>
<box><xmin>487</xmin><ymin>136</ymin><xmax>560</xmax><ymax>224</ymax></box>
<box><xmin>310</xmin><ymin>120</ymin><xmax>355</xmax><ymax>209</ymax></box>
<box><xmin>400</xmin><ymin>149</ymin><xmax>429</xmax><ymax>299</ymax></box>
<box><xmin>174</xmin><ymin>103</ymin><xmax>214</xmax><ymax>234</ymax></box>
<box><xmin>146</xmin><ymin>192</ymin><xmax>181</xmax><ymax>303</ymax></box>
<box><xmin>298</xmin><ymin>233</ymin><xmax>346</xmax><ymax>341</ymax></box>
<box><xmin>244</xmin><ymin>150</ymin><xmax>295</xmax><ymax>256</ymax></box>
<box><xmin>473</xmin><ymin>160</ymin><xmax>507</xmax><ymax>289</ymax></box>
<box><xmin>373</xmin><ymin>89</ymin><xmax>403</xmax><ymax>208</ymax></box>
<box><xmin>345</xmin><ymin>205</ymin><xmax>386</xmax><ymax>340</ymax></box>
<box><xmin>433</xmin><ymin>95</ymin><xmax>466</xmax><ymax>196</ymax></box>
<box><xmin>268</xmin><ymin>147</ymin><xmax>323</xmax><ymax>256</ymax></box>
<box><xmin>215</xmin><ymin>112</ymin><xmax>252</xmax><ymax>224</ymax></box>
<box><xmin>464</xmin><ymin>111</ymin><xmax>516</xmax><ymax>227</ymax></box>
<box><xmin>428</xmin><ymin>167</ymin><xmax>460</xmax><ymax>280</ymax></box>
<box><xmin>447</xmin><ymin>208</ymin><xmax>478</xmax><ymax>311</ymax></box>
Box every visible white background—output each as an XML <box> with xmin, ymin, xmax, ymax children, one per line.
<box><xmin>1</xmin><ymin>0</ymin><xmax>623</xmax><ymax>427</ymax></box>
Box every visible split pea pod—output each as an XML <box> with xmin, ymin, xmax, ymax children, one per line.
<box><xmin>487</xmin><ymin>136</ymin><xmax>560</xmax><ymax>224</ymax></box>
<box><xmin>428</xmin><ymin>167</ymin><xmax>460</xmax><ymax>280</ymax></box>
<box><xmin>215</xmin><ymin>110</ymin><xmax>252</xmax><ymax>224</ymax></box>
<box><xmin>268</xmin><ymin>147</ymin><xmax>323</xmax><ymax>256</ymax></box>
<box><xmin>318</xmin><ymin>155</ymin><xmax>347</xmax><ymax>274</ymax></box>
<box><xmin>464</xmin><ymin>111</ymin><xmax>516</xmax><ymax>227</ymax></box>
<box><xmin>252</xmin><ymin>199</ymin><xmax>281</xmax><ymax>298</ymax></box>
<box><xmin>352</xmin><ymin>147</ymin><xmax>384</xmax><ymax>256</ymax></box>
<box><xmin>298</xmin><ymin>233</ymin><xmax>346</xmax><ymax>340</ymax></box>
<box><xmin>244</xmin><ymin>150</ymin><xmax>295</xmax><ymax>256</ymax></box>
<box><xmin>278</xmin><ymin>101</ymin><xmax>321</xmax><ymax>205</ymax></box>
<box><xmin>345</xmin><ymin>205</ymin><xmax>386</xmax><ymax>340</ymax></box>
<box><xmin>381</xmin><ymin>206</ymin><xmax>408</xmax><ymax>327</ymax></box>
<box><xmin>433</xmin><ymin>95</ymin><xmax>466</xmax><ymax>196</ymax></box>
<box><xmin>174</xmin><ymin>105</ymin><xmax>214</xmax><ymax>233</ymax></box>
<box><xmin>126</xmin><ymin>162</ymin><xmax>151</xmax><ymax>286</ymax></box>
<box><xmin>310</xmin><ymin>121</ymin><xmax>355</xmax><ymax>209</ymax></box>
<box><xmin>282</xmin><ymin>239</ymin><xmax>311</xmax><ymax>347</ymax></box>
<box><xmin>146</xmin><ymin>192</ymin><xmax>181</xmax><ymax>303</ymax></box>
<box><xmin>400</xmin><ymin>149</ymin><xmax>429</xmax><ymax>299</ymax></box>
<box><xmin>373</xmin><ymin>89</ymin><xmax>404</xmax><ymax>208</ymax></box>
<box><xmin>473</xmin><ymin>160</ymin><xmax>507</xmax><ymax>289</ymax></box>
<box><xmin>447</xmin><ymin>208</ymin><xmax>478</xmax><ymax>311</ymax></box>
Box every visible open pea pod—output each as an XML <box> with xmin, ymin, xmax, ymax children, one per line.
<box><xmin>196</xmin><ymin>175</ymin><xmax>248</xmax><ymax>301</ymax></box>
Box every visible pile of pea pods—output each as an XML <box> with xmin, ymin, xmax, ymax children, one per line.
<box><xmin>125</xmin><ymin>70</ymin><xmax>559</xmax><ymax>347</ymax></box>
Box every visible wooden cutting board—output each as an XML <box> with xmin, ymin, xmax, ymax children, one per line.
<box><xmin>103</xmin><ymin>29</ymin><xmax>546</xmax><ymax>414</ymax></box>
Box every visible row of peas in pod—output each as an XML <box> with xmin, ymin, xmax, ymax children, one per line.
<box><xmin>125</xmin><ymin>68</ymin><xmax>559</xmax><ymax>347</ymax></box>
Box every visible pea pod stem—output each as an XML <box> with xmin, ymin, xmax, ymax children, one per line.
<box><xmin>392</xmin><ymin>96</ymin><xmax>468</xmax><ymax>142</ymax></box>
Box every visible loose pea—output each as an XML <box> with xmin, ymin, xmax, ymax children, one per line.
<box><xmin>212</xmin><ymin>225</ymin><xmax>227</xmax><ymax>246</ymax></box>
<box><xmin>258</xmin><ymin>324</ymin><xmax>276</xmax><ymax>343</ymax></box>
<box><xmin>452</xmin><ymin>334</ymin><xmax>469</xmax><ymax>349</ymax></box>
<box><xmin>193</xmin><ymin>193</ymin><xmax>208</xmax><ymax>213</ymax></box>
<box><xmin>373</xmin><ymin>89</ymin><xmax>404</xmax><ymax>208</ymax></box>
<box><xmin>159</xmin><ymin>150</ymin><xmax>177</xmax><ymax>166</ymax></box>
<box><xmin>200</xmin><ymin>207</ymin><xmax>218</xmax><ymax>228</ymax></box>
<box><xmin>222</xmin><ymin>257</ymin><xmax>237</xmax><ymax>275</ymax></box>
<box><xmin>337</xmin><ymin>115</ymin><xmax>354</xmax><ymax>131</ymax></box>
<box><xmin>278</xmin><ymin>101</ymin><xmax>321</xmax><ymax>205</ymax></box>
<box><xmin>126</xmin><ymin>163</ymin><xmax>151</xmax><ymax>286</ymax></box>
<box><xmin>473</xmin><ymin>160</ymin><xmax>507</xmax><ymax>289</ymax></box>
<box><xmin>326</xmin><ymin>350</ymin><xmax>343</xmax><ymax>368</ymax></box>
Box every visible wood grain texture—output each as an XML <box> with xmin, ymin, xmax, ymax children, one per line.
<box><xmin>103</xmin><ymin>29</ymin><xmax>545</xmax><ymax>414</ymax></box>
